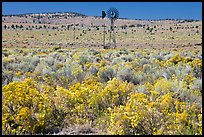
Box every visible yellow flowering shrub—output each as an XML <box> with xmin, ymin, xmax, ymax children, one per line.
<box><xmin>2</xmin><ymin>78</ymin><xmax>65</xmax><ymax>134</ymax></box>
<box><xmin>168</xmin><ymin>54</ymin><xmax>185</xmax><ymax>64</ymax></box>
<box><xmin>154</xmin><ymin>78</ymin><xmax>172</xmax><ymax>93</ymax></box>
<box><xmin>188</xmin><ymin>58</ymin><xmax>202</xmax><ymax>69</ymax></box>
<box><xmin>107</xmin><ymin>92</ymin><xmax>160</xmax><ymax>135</ymax></box>
<box><xmin>106</xmin><ymin>90</ymin><xmax>202</xmax><ymax>135</ymax></box>
<box><xmin>88</xmin><ymin>78</ymin><xmax>135</xmax><ymax>113</ymax></box>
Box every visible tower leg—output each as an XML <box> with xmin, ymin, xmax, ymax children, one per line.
<box><xmin>110</xmin><ymin>19</ymin><xmax>116</xmax><ymax>49</ymax></box>
<box><xmin>107</xmin><ymin>19</ymin><xmax>116</xmax><ymax>49</ymax></box>
<box><xmin>109</xmin><ymin>26</ymin><xmax>112</xmax><ymax>44</ymax></box>
<box><xmin>113</xmin><ymin>26</ymin><xmax>116</xmax><ymax>49</ymax></box>
<box><xmin>103</xmin><ymin>24</ymin><xmax>106</xmax><ymax>49</ymax></box>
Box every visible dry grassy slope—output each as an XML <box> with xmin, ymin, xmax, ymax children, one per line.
<box><xmin>2</xmin><ymin>13</ymin><xmax>202</xmax><ymax>50</ymax></box>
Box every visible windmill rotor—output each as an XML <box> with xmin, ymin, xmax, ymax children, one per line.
<box><xmin>106</xmin><ymin>7</ymin><xmax>119</xmax><ymax>20</ymax></box>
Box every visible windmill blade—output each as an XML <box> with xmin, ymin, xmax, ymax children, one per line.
<box><xmin>102</xmin><ymin>11</ymin><xmax>106</xmax><ymax>19</ymax></box>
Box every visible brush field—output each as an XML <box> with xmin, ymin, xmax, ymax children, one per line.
<box><xmin>2</xmin><ymin>16</ymin><xmax>202</xmax><ymax>135</ymax></box>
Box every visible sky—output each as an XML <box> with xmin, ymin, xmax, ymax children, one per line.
<box><xmin>2</xmin><ymin>2</ymin><xmax>202</xmax><ymax>20</ymax></box>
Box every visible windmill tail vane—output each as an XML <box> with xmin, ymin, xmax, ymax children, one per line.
<box><xmin>102</xmin><ymin>11</ymin><xmax>106</xmax><ymax>19</ymax></box>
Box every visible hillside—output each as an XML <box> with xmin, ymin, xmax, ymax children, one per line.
<box><xmin>2</xmin><ymin>12</ymin><xmax>202</xmax><ymax>50</ymax></box>
<box><xmin>2</xmin><ymin>12</ymin><xmax>202</xmax><ymax>26</ymax></box>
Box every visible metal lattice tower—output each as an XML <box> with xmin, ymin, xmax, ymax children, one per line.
<box><xmin>102</xmin><ymin>8</ymin><xmax>119</xmax><ymax>49</ymax></box>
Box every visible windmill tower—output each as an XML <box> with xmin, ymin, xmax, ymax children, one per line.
<box><xmin>102</xmin><ymin>8</ymin><xmax>119</xmax><ymax>49</ymax></box>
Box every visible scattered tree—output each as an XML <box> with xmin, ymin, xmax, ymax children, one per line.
<box><xmin>11</xmin><ymin>24</ymin><xmax>15</xmax><ymax>29</ymax></box>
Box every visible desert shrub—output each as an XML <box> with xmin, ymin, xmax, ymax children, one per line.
<box><xmin>190</xmin><ymin>78</ymin><xmax>202</xmax><ymax>92</ymax></box>
<box><xmin>173</xmin><ymin>64</ymin><xmax>188</xmax><ymax>80</ymax></box>
<box><xmin>187</xmin><ymin>58</ymin><xmax>202</xmax><ymax>78</ymax></box>
<box><xmin>150</xmin><ymin>53</ymin><xmax>163</xmax><ymax>61</ymax></box>
<box><xmin>75</xmin><ymin>71</ymin><xmax>86</xmax><ymax>83</ymax></box>
<box><xmin>88</xmin><ymin>66</ymin><xmax>99</xmax><ymax>76</ymax></box>
<box><xmin>121</xmin><ymin>54</ymin><xmax>134</xmax><ymax>62</ymax></box>
<box><xmin>161</xmin><ymin>66</ymin><xmax>176</xmax><ymax>79</ymax></box>
<box><xmin>34</xmin><ymin>61</ymin><xmax>50</xmax><ymax>75</ymax></box>
<box><xmin>136</xmin><ymin>52</ymin><xmax>143</xmax><ymax>58</ymax></box>
<box><xmin>112</xmin><ymin>57</ymin><xmax>125</xmax><ymax>65</ymax></box>
<box><xmin>136</xmin><ymin>84</ymin><xmax>150</xmax><ymax>95</ymax></box>
<box><xmin>2</xmin><ymin>57</ymin><xmax>16</xmax><ymax>70</ymax></box>
<box><xmin>164</xmin><ymin>53</ymin><xmax>174</xmax><ymax>60</ymax></box>
<box><xmin>79</xmin><ymin>55</ymin><xmax>92</xmax><ymax>65</ymax></box>
<box><xmin>134</xmin><ymin>71</ymin><xmax>147</xmax><ymax>84</ymax></box>
<box><xmin>160</xmin><ymin>51</ymin><xmax>170</xmax><ymax>57</ymax></box>
<box><xmin>117</xmin><ymin>68</ymin><xmax>139</xmax><ymax>85</ymax></box>
<box><xmin>104</xmin><ymin>51</ymin><xmax>113</xmax><ymax>58</ymax></box>
<box><xmin>192</xmin><ymin>66</ymin><xmax>202</xmax><ymax>78</ymax></box>
<box><xmin>109</xmin><ymin>52</ymin><xmax>120</xmax><ymax>60</ymax></box>
<box><xmin>2</xmin><ymin>70</ymin><xmax>14</xmax><ymax>85</ymax></box>
<box><xmin>98</xmin><ymin>67</ymin><xmax>116</xmax><ymax>82</ymax></box>
<box><xmin>44</xmin><ymin>56</ymin><xmax>55</xmax><ymax>67</ymax></box>
<box><xmin>142</xmin><ymin>64</ymin><xmax>151</xmax><ymax>73</ymax></box>
<box><xmin>149</xmin><ymin>69</ymin><xmax>163</xmax><ymax>81</ymax></box>
<box><xmin>18</xmin><ymin>62</ymin><xmax>35</xmax><ymax>73</ymax></box>
<box><xmin>118</xmin><ymin>48</ymin><xmax>128</xmax><ymax>55</ymax></box>
<box><xmin>87</xmin><ymin>49</ymin><xmax>100</xmax><ymax>55</ymax></box>
<box><xmin>54</xmin><ymin>66</ymin><xmax>74</xmax><ymax>88</ymax></box>
<box><xmin>138</xmin><ymin>58</ymin><xmax>149</xmax><ymax>67</ymax></box>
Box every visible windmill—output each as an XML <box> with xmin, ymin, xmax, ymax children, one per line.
<box><xmin>102</xmin><ymin>7</ymin><xmax>119</xmax><ymax>49</ymax></box>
